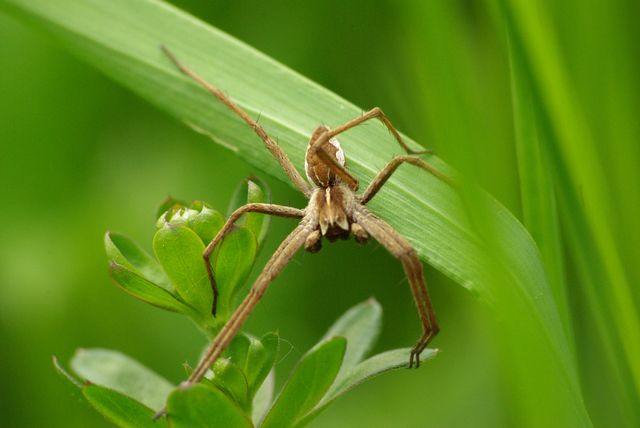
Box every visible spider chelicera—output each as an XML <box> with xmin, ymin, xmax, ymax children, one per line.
<box><xmin>160</xmin><ymin>46</ymin><xmax>450</xmax><ymax>404</ymax></box>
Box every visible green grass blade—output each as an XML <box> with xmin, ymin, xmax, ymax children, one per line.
<box><xmin>508</xmin><ymin>32</ymin><xmax>569</xmax><ymax>339</ymax></box>
<box><xmin>501</xmin><ymin>0</ymin><xmax>640</xmax><ymax>398</ymax></box>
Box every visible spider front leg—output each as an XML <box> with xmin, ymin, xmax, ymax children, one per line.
<box><xmin>354</xmin><ymin>207</ymin><xmax>439</xmax><ymax>368</ymax></box>
<box><xmin>203</xmin><ymin>203</ymin><xmax>305</xmax><ymax>315</ymax></box>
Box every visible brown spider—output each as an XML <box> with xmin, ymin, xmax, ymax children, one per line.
<box><xmin>161</xmin><ymin>46</ymin><xmax>448</xmax><ymax>398</ymax></box>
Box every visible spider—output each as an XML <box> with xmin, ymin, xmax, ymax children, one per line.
<box><xmin>161</xmin><ymin>46</ymin><xmax>449</xmax><ymax>397</ymax></box>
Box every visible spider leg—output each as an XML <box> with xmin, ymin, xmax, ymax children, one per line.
<box><xmin>204</xmin><ymin>203</ymin><xmax>305</xmax><ymax>315</ymax></box>
<box><xmin>161</xmin><ymin>46</ymin><xmax>311</xmax><ymax>196</ymax></box>
<box><xmin>360</xmin><ymin>155</ymin><xmax>454</xmax><ymax>204</ymax></box>
<box><xmin>154</xmin><ymin>221</ymin><xmax>313</xmax><ymax>420</ymax></box>
<box><xmin>354</xmin><ymin>206</ymin><xmax>439</xmax><ymax>368</ymax></box>
<box><xmin>194</xmin><ymin>222</ymin><xmax>312</xmax><ymax>382</ymax></box>
<box><xmin>309</xmin><ymin>107</ymin><xmax>436</xmax><ymax>191</ymax></box>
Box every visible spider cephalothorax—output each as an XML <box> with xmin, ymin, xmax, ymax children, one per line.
<box><xmin>157</xmin><ymin>47</ymin><xmax>448</xmax><ymax>417</ymax></box>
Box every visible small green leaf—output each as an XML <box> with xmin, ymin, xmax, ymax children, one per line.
<box><xmin>296</xmin><ymin>348</ymin><xmax>438</xmax><ymax>427</ymax></box>
<box><xmin>71</xmin><ymin>348</ymin><xmax>174</xmax><ymax>411</ymax></box>
<box><xmin>322</xmin><ymin>298</ymin><xmax>382</xmax><ymax>372</ymax></box>
<box><xmin>156</xmin><ymin>201</ymin><xmax>225</xmax><ymax>246</ymax></box>
<box><xmin>226</xmin><ymin>332</ymin><xmax>279</xmax><ymax>398</ymax></box>
<box><xmin>214</xmin><ymin>226</ymin><xmax>257</xmax><ymax>317</ymax></box>
<box><xmin>105</xmin><ymin>232</ymin><xmax>171</xmax><ymax>292</ymax></box>
<box><xmin>209</xmin><ymin>358</ymin><xmax>250</xmax><ymax>410</ymax></box>
<box><xmin>188</xmin><ymin>201</ymin><xmax>225</xmax><ymax>245</ymax></box>
<box><xmin>167</xmin><ymin>384</ymin><xmax>252</xmax><ymax>428</ymax></box>
<box><xmin>252</xmin><ymin>371</ymin><xmax>274</xmax><ymax>427</ymax></box>
<box><xmin>83</xmin><ymin>385</ymin><xmax>167</xmax><ymax>428</ymax></box>
<box><xmin>52</xmin><ymin>356</ymin><xmax>85</xmax><ymax>405</ymax></box>
<box><xmin>261</xmin><ymin>337</ymin><xmax>346</xmax><ymax>428</ymax></box>
<box><xmin>109</xmin><ymin>262</ymin><xmax>191</xmax><ymax>314</ymax></box>
<box><xmin>156</xmin><ymin>195</ymin><xmax>186</xmax><ymax>220</ymax></box>
<box><xmin>52</xmin><ymin>355</ymin><xmax>83</xmax><ymax>388</ymax></box>
<box><xmin>228</xmin><ymin>177</ymin><xmax>272</xmax><ymax>246</ymax></box>
<box><xmin>153</xmin><ymin>224</ymin><xmax>212</xmax><ymax>317</ymax></box>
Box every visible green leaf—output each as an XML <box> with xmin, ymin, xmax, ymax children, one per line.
<box><xmin>52</xmin><ymin>356</ymin><xmax>85</xmax><ymax>404</ymax></box>
<box><xmin>71</xmin><ymin>348</ymin><xmax>174</xmax><ymax>411</ymax></box>
<box><xmin>105</xmin><ymin>231</ymin><xmax>171</xmax><ymax>292</ymax></box>
<box><xmin>261</xmin><ymin>337</ymin><xmax>346</xmax><ymax>428</ymax></box>
<box><xmin>155</xmin><ymin>195</ymin><xmax>186</xmax><ymax>220</ymax></box>
<box><xmin>166</xmin><ymin>384</ymin><xmax>252</xmax><ymax>428</ymax></box>
<box><xmin>214</xmin><ymin>226</ymin><xmax>257</xmax><ymax>318</ymax></box>
<box><xmin>227</xmin><ymin>177</ymin><xmax>272</xmax><ymax>246</ymax></box>
<box><xmin>157</xmin><ymin>201</ymin><xmax>225</xmax><ymax>245</ymax></box>
<box><xmin>226</xmin><ymin>332</ymin><xmax>279</xmax><ymax>398</ymax></box>
<box><xmin>108</xmin><ymin>261</ymin><xmax>191</xmax><ymax>314</ymax></box>
<box><xmin>252</xmin><ymin>371</ymin><xmax>274</xmax><ymax>427</ymax></box>
<box><xmin>296</xmin><ymin>348</ymin><xmax>437</xmax><ymax>427</ymax></box>
<box><xmin>153</xmin><ymin>224</ymin><xmax>212</xmax><ymax>317</ymax></box>
<box><xmin>208</xmin><ymin>358</ymin><xmax>250</xmax><ymax>411</ymax></box>
<box><xmin>322</xmin><ymin>298</ymin><xmax>382</xmax><ymax>373</ymax></box>
<box><xmin>82</xmin><ymin>385</ymin><xmax>167</xmax><ymax>428</ymax></box>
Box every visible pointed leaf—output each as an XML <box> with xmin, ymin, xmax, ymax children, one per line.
<box><xmin>109</xmin><ymin>261</ymin><xmax>191</xmax><ymax>313</ymax></box>
<box><xmin>153</xmin><ymin>224</ymin><xmax>212</xmax><ymax>317</ymax></box>
<box><xmin>166</xmin><ymin>384</ymin><xmax>252</xmax><ymax>428</ymax></box>
<box><xmin>322</xmin><ymin>298</ymin><xmax>382</xmax><ymax>372</ymax></box>
<box><xmin>105</xmin><ymin>232</ymin><xmax>171</xmax><ymax>292</ymax></box>
<box><xmin>227</xmin><ymin>177</ymin><xmax>272</xmax><ymax>246</ymax></box>
<box><xmin>209</xmin><ymin>358</ymin><xmax>250</xmax><ymax>410</ymax></box>
<box><xmin>252</xmin><ymin>370</ymin><xmax>274</xmax><ymax>427</ymax></box>
<box><xmin>296</xmin><ymin>348</ymin><xmax>438</xmax><ymax>427</ymax></box>
<box><xmin>226</xmin><ymin>332</ymin><xmax>279</xmax><ymax>398</ymax></box>
<box><xmin>52</xmin><ymin>356</ymin><xmax>85</xmax><ymax>404</ymax></box>
<box><xmin>71</xmin><ymin>348</ymin><xmax>174</xmax><ymax>411</ymax></box>
<box><xmin>156</xmin><ymin>195</ymin><xmax>186</xmax><ymax>220</ymax></box>
<box><xmin>261</xmin><ymin>337</ymin><xmax>346</xmax><ymax>428</ymax></box>
<box><xmin>83</xmin><ymin>385</ymin><xmax>167</xmax><ymax>428</ymax></box>
<box><xmin>214</xmin><ymin>226</ymin><xmax>257</xmax><ymax>317</ymax></box>
<box><xmin>157</xmin><ymin>201</ymin><xmax>225</xmax><ymax>245</ymax></box>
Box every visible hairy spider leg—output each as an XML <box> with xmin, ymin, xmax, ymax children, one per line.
<box><xmin>307</xmin><ymin>107</ymin><xmax>438</xmax><ymax>191</ymax></box>
<box><xmin>354</xmin><ymin>206</ymin><xmax>439</xmax><ymax>368</ymax></box>
<box><xmin>161</xmin><ymin>46</ymin><xmax>311</xmax><ymax>196</ymax></box>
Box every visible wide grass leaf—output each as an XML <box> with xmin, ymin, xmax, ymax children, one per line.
<box><xmin>71</xmin><ymin>348</ymin><xmax>174</xmax><ymax>411</ymax></box>
<box><xmin>166</xmin><ymin>384</ymin><xmax>252</xmax><ymax>428</ymax></box>
<box><xmin>261</xmin><ymin>337</ymin><xmax>346</xmax><ymax>428</ymax></box>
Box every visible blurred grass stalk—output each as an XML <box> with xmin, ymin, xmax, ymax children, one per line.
<box><xmin>402</xmin><ymin>0</ymin><xmax>639</xmax><ymax>426</ymax></box>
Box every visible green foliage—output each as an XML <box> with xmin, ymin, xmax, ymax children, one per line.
<box><xmin>51</xmin><ymin>182</ymin><xmax>436</xmax><ymax>426</ymax></box>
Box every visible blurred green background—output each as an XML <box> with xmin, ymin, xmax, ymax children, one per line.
<box><xmin>1</xmin><ymin>0</ymin><xmax>638</xmax><ymax>427</ymax></box>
